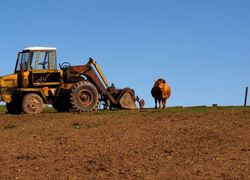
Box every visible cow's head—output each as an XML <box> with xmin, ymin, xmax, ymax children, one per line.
<box><xmin>154</xmin><ymin>78</ymin><xmax>166</xmax><ymax>86</ymax></box>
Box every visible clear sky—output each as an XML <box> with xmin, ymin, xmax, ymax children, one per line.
<box><xmin>0</xmin><ymin>0</ymin><xmax>249</xmax><ymax>107</ymax></box>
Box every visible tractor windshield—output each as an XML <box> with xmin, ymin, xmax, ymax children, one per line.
<box><xmin>15</xmin><ymin>52</ymin><xmax>29</xmax><ymax>72</ymax></box>
<box><xmin>31</xmin><ymin>51</ymin><xmax>57</xmax><ymax>70</ymax></box>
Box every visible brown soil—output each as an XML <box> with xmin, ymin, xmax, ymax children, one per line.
<box><xmin>0</xmin><ymin>107</ymin><xmax>250</xmax><ymax>179</ymax></box>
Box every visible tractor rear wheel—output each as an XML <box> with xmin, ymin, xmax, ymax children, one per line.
<box><xmin>22</xmin><ymin>93</ymin><xmax>43</xmax><ymax>114</ymax></box>
<box><xmin>70</xmin><ymin>81</ymin><xmax>99</xmax><ymax>112</ymax></box>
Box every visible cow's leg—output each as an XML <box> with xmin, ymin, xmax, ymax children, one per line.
<box><xmin>162</xmin><ymin>99</ymin><xmax>166</xmax><ymax>109</ymax></box>
<box><xmin>159</xmin><ymin>100</ymin><xmax>162</xmax><ymax>109</ymax></box>
<box><xmin>154</xmin><ymin>98</ymin><xmax>157</xmax><ymax>109</ymax></box>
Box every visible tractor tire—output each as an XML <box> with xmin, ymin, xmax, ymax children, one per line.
<box><xmin>53</xmin><ymin>92</ymin><xmax>71</xmax><ymax>112</ymax></box>
<box><xmin>70</xmin><ymin>81</ymin><xmax>99</xmax><ymax>112</ymax></box>
<box><xmin>22</xmin><ymin>93</ymin><xmax>43</xmax><ymax>114</ymax></box>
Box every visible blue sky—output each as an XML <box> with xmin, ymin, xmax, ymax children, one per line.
<box><xmin>0</xmin><ymin>0</ymin><xmax>249</xmax><ymax>107</ymax></box>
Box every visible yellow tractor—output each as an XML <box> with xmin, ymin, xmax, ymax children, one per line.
<box><xmin>0</xmin><ymin>47</ymin><xmax>144</xmax><ymax>114</ymax></box>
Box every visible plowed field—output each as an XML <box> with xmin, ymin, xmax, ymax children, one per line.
<box><xmin>0</xmin><ymin>107</ymin><xmax>250</xmax><ymax>179</ymax></box>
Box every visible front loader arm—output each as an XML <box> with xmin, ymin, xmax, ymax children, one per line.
<box><xmin>88</xmin><ymin>58</ymin><xmax>108</xmax><ymax>87</ymax></box>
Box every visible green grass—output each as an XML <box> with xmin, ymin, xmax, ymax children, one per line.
<box><xmin>72</xmin><ymin>122</ymin><xmax>81</xmax><ymax>129</ymax></box>
<box><xmin>169</xmin><ymin>105</ymin><xmax>249</xmax><ymax>112</ymax></box>
<box><xmin>43</xmin><ymin>106</ymin><xmax>56</xmax><ymax>113</ymax></box>
<box><xmin>0</xmin><ymin>104</ymin><xmax>249</xmax><ymax>114</ymax></box>
<box><xmin>0</xmin><ymin>105</ymin><xmax>6</xmax><ymax>113</ymax></box>
<box><xmin>0</xmin><ymin>105</ymin><xmax>56</xmax><ymax>113</ymax></box>
<box><xmin>4</xmin><ymin>123</ymin><xmax>16</xmax><ymax>129</ymax></box>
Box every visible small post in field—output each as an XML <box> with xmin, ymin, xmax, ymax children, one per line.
<box><xmin>244</xmin><ymin>87</ymin><xmax>248</xmax><ymax>107</ymax></box>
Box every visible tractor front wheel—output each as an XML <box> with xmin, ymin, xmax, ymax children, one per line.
<box><xmin>22</xmin><ymin>93</ymin><xmax>43</xmax><ymax>114</ymax></box>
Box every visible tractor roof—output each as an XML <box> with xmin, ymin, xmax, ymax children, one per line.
<box><xmin>23</xmin><ymin>47</ymin><xmax>56</xmax><ymax>51</ymax></box>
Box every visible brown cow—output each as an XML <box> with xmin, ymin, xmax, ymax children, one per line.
<box><xmin>151</xmin><ymin>78</ymin><xmax>171</xmax><ymax>109</ymax></box>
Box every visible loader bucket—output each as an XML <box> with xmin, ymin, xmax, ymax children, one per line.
<box><xmin>118</xmin><ymin>88</ymin><xmax>138</xmax><ymax>109</ymax></box>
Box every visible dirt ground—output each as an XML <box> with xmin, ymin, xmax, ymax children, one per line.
<box><xmin>0</xmin><ymin>107</ymin><xmax>249</xmax><ymax>179</ymax></box>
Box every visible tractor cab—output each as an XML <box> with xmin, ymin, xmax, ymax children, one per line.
<box><xmin>15</xmin><ymin>47</ymin><xmax>57</xmax><ymax>73</ymax></box>
<box><xmin>14</xmin><ymin>47</ymin><xmax>62</xmax><ymax>87</ymax></box>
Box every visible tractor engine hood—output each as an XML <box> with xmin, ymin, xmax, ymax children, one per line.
<box><xmin>0</xmin><ymin>73</ymin><xmax>18</xmax><ymax>88</ymax></box>
<box><xmin>0</xmin><ymin>73</ymin><xmax>19</xmax><ymax>103</ymax></box>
